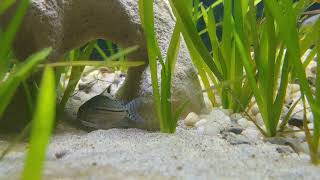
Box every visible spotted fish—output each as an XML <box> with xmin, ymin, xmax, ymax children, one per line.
<box><xmin>77</xmin><ymin>94</ymin><xmax>157</xmax><ymax>130</ymax></box>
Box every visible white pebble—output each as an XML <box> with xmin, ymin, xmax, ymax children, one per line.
<box><xmin>255</xmin><ymin>113</ymin><xmax>264</xmax><ymax>126</ymax></box>
<box><xmin>290</xmin><ymin>84</ymin><xmax>300</xmax><ymax>94</ymax></box>
<box><xmin>197</xmin><ymin>122</ymin><xmax>222</xmax><ymax>136</ymax></box>
<box><xmin>251</xmin><ymin>104</ymin><xmax>259</xmax><ymax>116</ymax></box>
<box><xmin>220</xmin><ymin>109</ymin><xmax>233</xmax><ymax>116</ymax></box>
<box><xmin>307</xmin><ymin>112</ymin><xmax>314</xmax><ymax>123</ymax></box>
<box><xmin>310</xmin><ymin>63</ymin><xmax>317</xmax><ymax>74</ymax></box>
<box><xmin>184</xmin><ymin>112</ymin><xmax>200</xmax><ymax>126</ymax></box>
<box><xmin>194</xmin><ymin>119</ymin><xmax>208</xmax><ymax>127</ymax></box>
<box><xmin>242</xmin><ymin>129</ymin><xmax>262</xmax><ymax>142</ymax></box>
<box><xmin>294</xmin><ymin>131</ymin><xmax>305</xmax><ymax>140</ymax></box>
<box><xmin>237</xmin><ymin>118</ymin><xmax>249</xmax><ymax>128</ymax></box>
<box><xmin>230</xmin><ymin>113</ymin><xmax>242</xmax><ymax>121</ymax></box>
<box><xmin>308</xmin><ymin>123</ymin><xmax>314</xmax><ymax>130</ymax></box>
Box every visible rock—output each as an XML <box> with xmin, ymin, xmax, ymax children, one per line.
<box><xmin>288</xmin><ymin>104</ymin><xmax>305</xmax><ymax>128</ymax></box>
<box><xmin>194</xmin><ymin>119</ymin><xmax>208</xmax><ymax>128</ymax></box>
<box><xmin>290</xmin><ymin>91</ymin><xmax>301</xmax><ymax>101</ymax></box>
<box><xmin>288</xmin><ymin>117</ymin><xmax>304</xmax><ymax>128</ymax></box>
<box><xmin>310</xmin><ymin>64</ymin><xmax>317</xmax><ymax>74</ymax></box>
<box><xmin>255</xmin><ymin>113</ymin><xmax>264</xmax><ymax>126</ymax></box>
<box><xmin>290</xmin><ymin>84</ymin><xmax>300</xmax><ymax>94</ymax></box>
<box><xmin>251</xmin><ymin>104</ymin><xmax>259</xmax><ymax>116</ymax></box>
<box><xmin>280</xmin><ymin>107</ymin><xmax>289</xmax><ymax>119</ymax></box>
<box><xmin>307</xmin><ymin>123</ymin><xmax>314</xmax><ymax>130</ymax></box>
<box><xmin>307</xmin><ymin>112</ymin><xmax>314</xmax><ymax>123</ymax></box>
<box><xmin>1</xmin><ymin>0</ymin><xmax>205</xmax><ymax>130</ymax></box>
<box><xmin>220</xmin><ymin>109</ymin><xmax>233</xmax><ymax>116</ymax></box>
<box><xmin>208</xmin><ymin>108</ymin><xmax>232</xmax><ymax>128</ymax></box>
<box><xmin>184</xmin><ymin>112</ymin><xmax>200</xmax><ymax>127</ymax></box>
<box><xmin>197</xmin><ymin>122</ymin><xmax>222</xmax><ymax>136</ymax></box>
<box><xmin>294</xmin><ymin>128</ymin><xmax>305</xmax><ymax>140</ymax></box>
<box><xmin>264</xmin><ymin>137</ymin><xmax>301</xmax><ymax>153</ymax></box>
<box><xmin>237</xmin><ymin>118</ymin><xmax>249</xmax><ymax>128</ymax></box>
<box><xmin>307</xmin><ymin>76</ymin><xmax>316</xmax><ymax>86</ymax></box>
<box><xmin>225</xmin><ymin>127</ymin><xmax>243</xmax><ymax>135</ymax></box>
<box><xmin>276</xmin><ymin>146</ymin><xmax>294</xmax><ymax>154</ymax></box>
<box><xmin>230</xmin><ymin>113</ymin><xmax>242</xmax><ymax>121</ymax></box>
<box><xmin>242</xmin><ymin>129</ymin><xmax>262</xmax><ymax>142</ymax></box>
<box><xmin>222</xmin><ymin>132</ymin><xmax>250</xmax><ymax>145</ymax></box>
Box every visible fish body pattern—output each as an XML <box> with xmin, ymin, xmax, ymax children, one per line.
<box><xmin>77</xmin><ymin>95</ymin><xmax>158</xmax><ymax>130</ymax></box>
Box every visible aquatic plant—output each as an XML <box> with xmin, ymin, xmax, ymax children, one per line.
<box><xmin>167</xmin><ymin>0</ymin><xmax>319</xmax><ymax>163</ymax></box>
<box><xmin>139</xmin><ymin>0</ymin><xmax>184</xmax><ymax>133</ymax></box>
<box><xmin>261</xmin><ymin>0</ymin><xmax>320</xmax><ymax>164</ymax></box>
<box><xmin>22</xmin><ymin>67</ymin><xmax>56</xmax><ymax>180</ymax></box>
<box><xmin>0</xmin><ymin>1</ymin><xmax>143</xmax><ymax>179</ymax></box>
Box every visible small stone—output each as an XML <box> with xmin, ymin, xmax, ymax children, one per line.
<box><xmin>308</xmin><ymin>123</ymin><xmax>314</xmax><ymax>130</ymax></box>
<box><xmin>300</xmin><ymin>142</ymin><xmax>310</xmax><ymax>154</ymax></box>
<box><xmin>251</xmin><ymin>104</ymin><xmax>259</xmax><ymax>116</ymax></box>
<box><xmin>294</xmin><ymin>131</ymin><xmax>305</xmax><ymax>140</ymax></box>
<box><xmin>307</xmin><ymin>76</ymin><xmax>316</xmax><ymax>86</ymax></box>
<box><xmin>288</xmin><ymin>117</ymin><xmax>304</xmax><ymax>128</ymax></box>
<box><xmin>276</xmin><ymin>146</ymin><xmax>294</xmax><ymax>154</ymax></box>
<box><xmin>290</xmin><ymin>91</ymin><xmax>301</xmax><ymax>100</ymax></box>
<box><xmin>197</xmin><ymin>122</ymin><xmax>222</xmax><ymax>136</ymax></box>
<box><xmin>184</xmin><ymin>112</ymin><xmax>200</xmax><ymax>126</ymax></box>
<box><xmin>280</xmin><ymin>106</ymin><xmax>289</xmax><ymax>119</ymax></box>
<box><xmin>194</xmin><ymin>119</ymin><xmax>208</xmax><ymax>127</ymax></box>
<box><xmin>290</xmin><ymin>84</ymin><xmax>300</xmax><ymax>94</ymax></box>
<box><xmin>54</xmin><ymin>150</ymin><xmax>68</xmax><ymax>159</ymax></box>
<box><xmin>242</xmin><ymin>129</ymin><xmax>262</xmax><ymax>142</ymax></box>
<box><xmin>307</xmin><ymin>112</ymin><xmax>314</xmax><ymax>123</ymax></box>
<box><xmin>255</xmin><ymin>113</ymin><xmax>264</xmax><ymax>126</ymax></box>
<box><xmin>220</xmin><ymin>109</ymin><xmax>233</xmax><ymax>116</ymax></box>
<box><xmin>247</xmin><ymin>121</ymin><xmax>256</xmax><ymax>128</ymax></box>
<box><xmin>310</xmin><ymin>64</ymin><xmax>317</xmax><ymax>74</ymax></box>
<box><xmin>230</xmin><ymin>113</ymin><xmax>242</xmax><ymax>121</ymax></box>
<box><xmin>237</xmin><ymin>118</ymin><xmax>249</xmax><ymax>128</ymax></box>
<box><xmin>222</xmin><ymin>132</ymin><xmax>250</xmax><ymax>145</ymax></box>
<box><xmin>225</xmin><ymin>127</ymin><xmax>243</xmax><ymax>135</ymax></box>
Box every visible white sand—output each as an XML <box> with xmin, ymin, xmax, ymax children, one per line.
<box><xmin>1</xmin><ymin>111</ymin><xmax>320</xmax><ymax>180</ymax></box>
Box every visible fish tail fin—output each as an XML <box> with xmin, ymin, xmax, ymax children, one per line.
<box><xmin>125</xmin><ymin>98</ymin><xmax>145</xmax><ymax>123</ymax></box>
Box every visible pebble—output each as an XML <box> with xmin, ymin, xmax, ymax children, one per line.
<box><xmin>230</xmin><ymin>113</ymin><xmax>242</xmax><ymax>121</ymax></box>
<box><xmin>194</xmin><ymin>119</ymin><xmax>208</xmax><ymax>128</ymax></box>
<box><xmin>276</xmin><ymin>146</ymin><xmax>294</xmax><ymax>154</ymax></box>
<box><xmin>294</xmin><ymin>131</ymin><xmax>305</xmax><ymax>140</ymax></box>
<box><xmin>255</xmin><ymin>113</ymin><xmax>264</xmax><ymax>126</ymax></box>
<box><xmin>251</xmin><ymin>104</ymin><xmax>259</xmax><ymax>116</ymax></box>
<box><xmin>307</xmin><ymin>76</ymin><xmax>316</xmax><ymax>86</ymax></box>
<box><xmin>220</xmin><ymin>109</ymin><xmax>233</xmax><ymax>116</ymax></box>
<box><xmin>289</xmin><ymin>117</ymin><xmax>304</xmax><ymax>128</ymax></box>
<box><xmin>310</xmin><ymin>63</ymin><xmax>317</xmax><ymax>74</ymax></box>
<box><xmin>280</xmin><ymin>106</ymin><xmax>289</xmax><ymax>119</ymax></box>
<box><xmin>290</xmin><ymin>84</ymin><xmax>300</xmax><ymax>94</ymax></box>
<box><xmin>225</xmin><ymin>127</ymin><xmax>243</xmax><ymax>135</ymax></box>
<box><xmin>237</xmin><ymin>118</ymin><xmax>249</xmax><ymax>128</ymax></box>
<box><xmin>184</xmin><ymin>112</ymin><xmax>200</xmax><ymax>126</ymax></box>
<box><xmin>242</xmin><ymin>129</ymin><xmax>262</xmax><ymax>142</ymax></box>
<box><xmin>222</xmin><ymin>132</ymin><xmax>250</xmax><ymax>145</ymax></box>
<box><xmin>300</xmin><ymin>142</ymin><xmax>310</xmax><ymax>154</ymax></box>
<box><xmin>197</xmin><ymin>122</ymin><xmax>221</xmax><ymax>136</ymax></box>
<box><xmin>307</xmin><ymin>112</ymin><xmax>314</xmax><ymax>123</ymax></box>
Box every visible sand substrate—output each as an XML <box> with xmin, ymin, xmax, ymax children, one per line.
<box><xmin>1</xmin><ymin>112</ymin><xmax>320</xmax><ymax>180</ymax></box>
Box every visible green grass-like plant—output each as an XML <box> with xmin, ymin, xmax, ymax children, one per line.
<box><xmin>139</xmin><ymin>0</ymin><xmax>184</xmax><ymax>133</ymax></box>
<box><xmin>22</xmin><ymin>67</ymin><xmax>56</xmax><ymax>180</ymax></box>
<box><xmin>261</xmin><ymin>0</ymin><xmax>320</xmax><ymax>164</ymax></box>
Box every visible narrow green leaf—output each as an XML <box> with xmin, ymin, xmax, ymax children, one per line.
<box><xmin>0</xmin><ymin>0</ymin><xmax>30</xmax><ymax>78</ymax></box>
<box><xmin>0</xmin><ymin>48</ymin><xmax>52</xmax><ymax>118</ymax></box>
<box><xmin>22</xmin><ymin>67</ymin><xmax>56</xmax><ymax>180</ymax></box>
